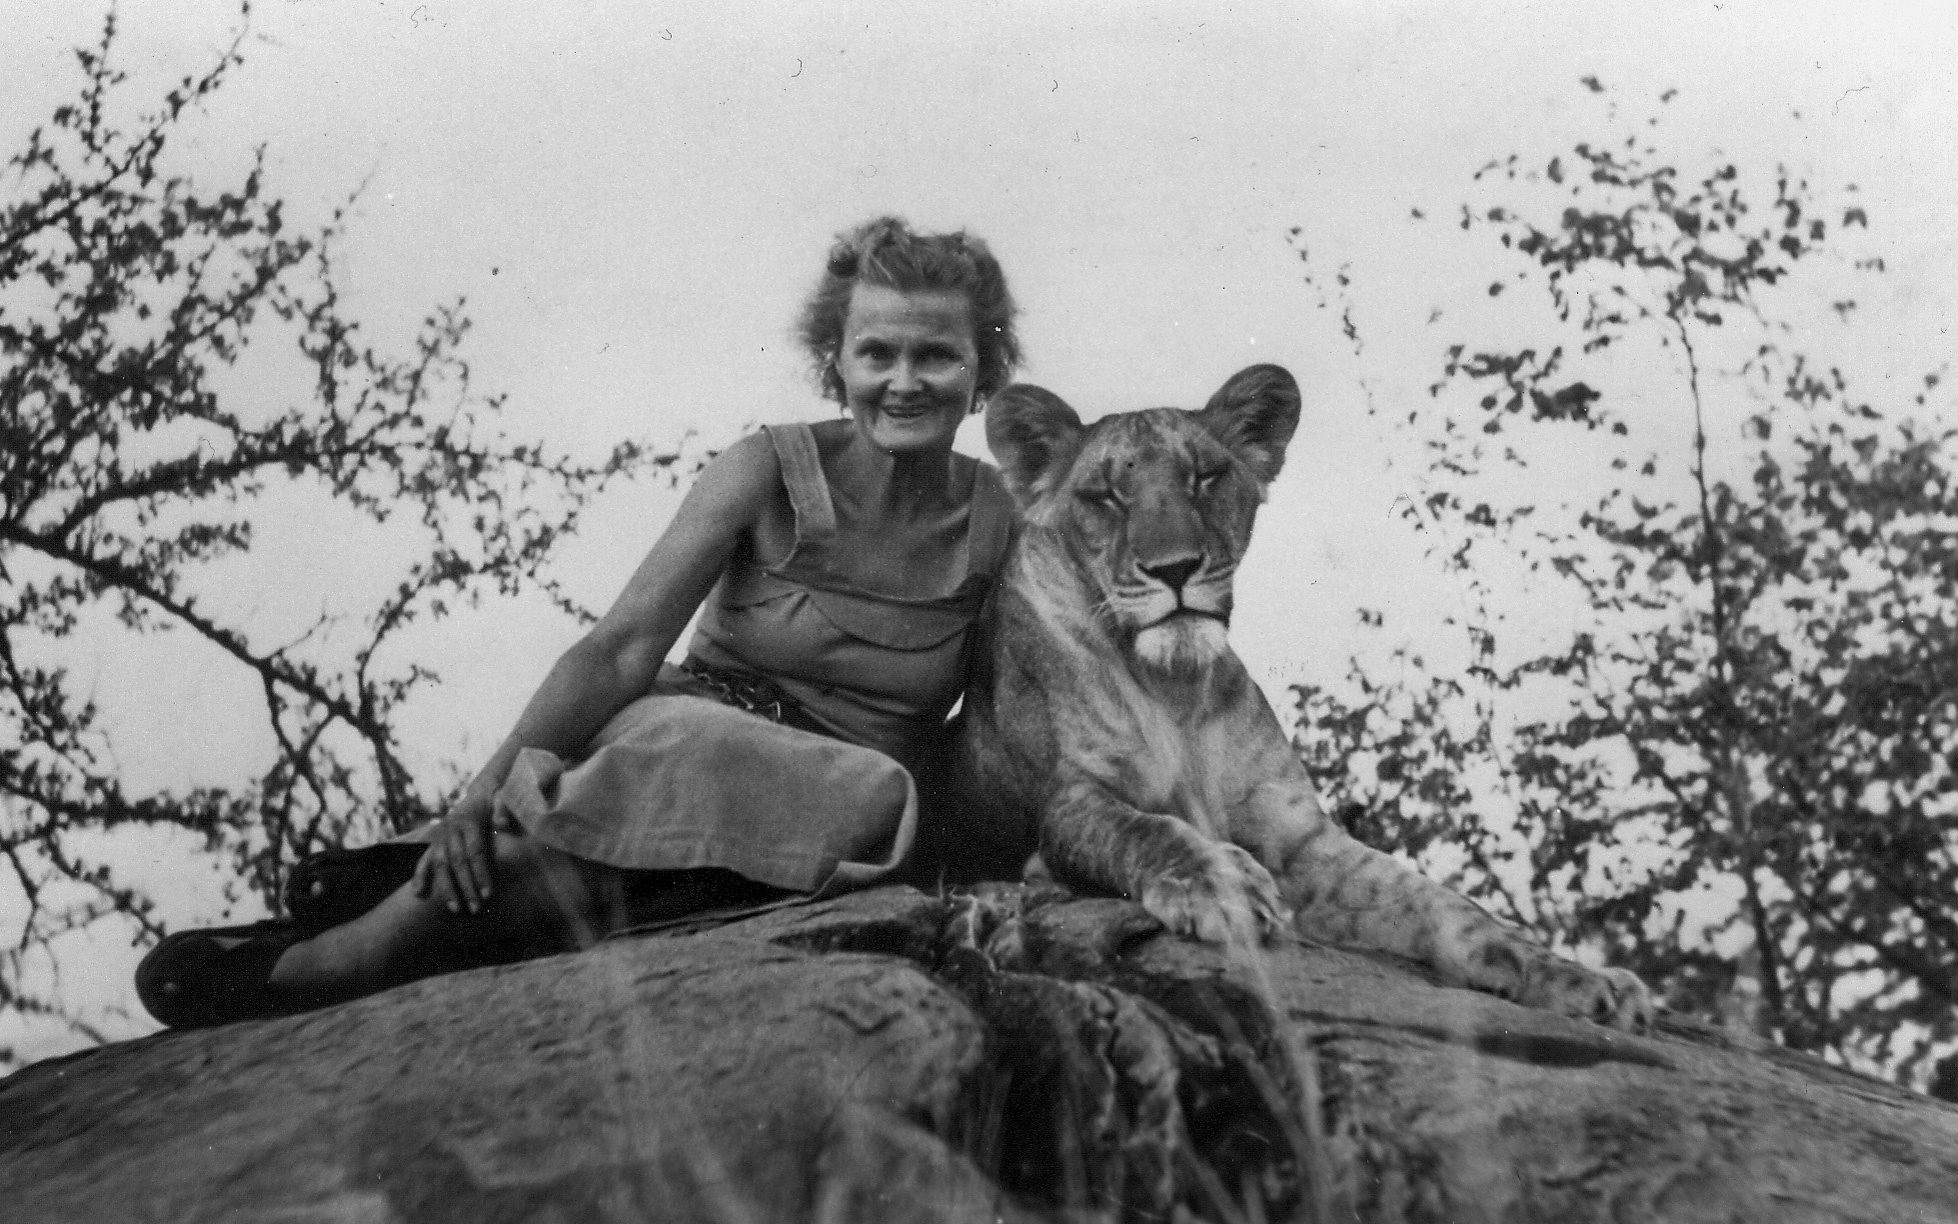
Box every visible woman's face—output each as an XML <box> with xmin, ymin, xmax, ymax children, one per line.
<box><xmin>836</xmin><ymin>283</ymin><xmax>979</xmax><ymax>456</ymax></box>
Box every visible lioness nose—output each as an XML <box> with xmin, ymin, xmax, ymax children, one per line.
<box><xmin>1140</xmin><ymin>555</ymin><xmax>1202</xmax><ymax>594</ymax></box>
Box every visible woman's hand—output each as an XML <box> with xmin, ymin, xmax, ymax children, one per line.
<box><xmin>413</xmin><ymin>792</ymin><xmax>499</xmax><ymax>913</ymax></box>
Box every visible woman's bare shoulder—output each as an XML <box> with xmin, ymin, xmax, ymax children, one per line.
<box><xmin>714</xmin><ymin>426</ymin><xmax>781</xmax><ymax>471</ymax></box>
<box><xmin>662</xmin><ymin>429</ymin><xmax>785</xmax><ymax>543</ymax></box>
<box><xmin>695</xmin><ymin>428</ymin><xmax>781</xmax><ymax>491</ymax></box>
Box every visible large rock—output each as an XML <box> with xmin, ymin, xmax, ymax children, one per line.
<box><xmin>3</xmin><ymin>884</ymin><xmax>1956</xmax><ymax>1222</ymax></box>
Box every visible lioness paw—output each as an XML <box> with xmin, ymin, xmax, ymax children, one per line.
<box><xmin>1139</xmin><ymin>844</ymin><xmax>1287</xmax><ymax>949</ymax></box>
<box><xmin>1484</xmin><ymin>944</ymin><xmax>1652</xmax><ymax>1033</ymax></box>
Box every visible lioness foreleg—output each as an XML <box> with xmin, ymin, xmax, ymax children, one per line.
<box><xmin>1246</xmin><ymin>779</ymin><xmax>1652</xmax><ymax>1032</ymax></box>
<box><xmin>1043</xmin><ymin>771</ymin><xmax>1286</xmax><ymax>947</ymax></box>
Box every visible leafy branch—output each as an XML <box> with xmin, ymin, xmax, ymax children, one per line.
<box><xmin>1292</xmin><ymin>82</ymin><xmax>1958</xmax><ymax>1083</ymax></box>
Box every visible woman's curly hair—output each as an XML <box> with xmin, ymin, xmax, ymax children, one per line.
<box><xmin>797</xmin><ymin>216</ymin><xmax>1021</xmax><ymax>407</ymax></box>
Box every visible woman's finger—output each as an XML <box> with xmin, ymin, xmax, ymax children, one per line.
<box><xmin>471</xmin><ymin>821</ymin><xmax>497</xmax><ymax>907</ymax></box>
<box><xmin>437</xmin><ymin>829</ymin><xmax>470</xmax><ymax>913</ymax></box>
<box><xmin>411</xmin><ymin>830</ymin><xmax>441</xmax><ymax>899</ymax></box>
<box><xmin>429</xmin><ymin>844</ymin><xmax>458</xmax><ymax>911</ymax></box>
<box><xmin>456</xmin><ymin>815</ymin><xmax>491</xmax><ymax>913</ymax></box>
<box><xmin>434</xmin><ymin>834</ymin><xmax>468</xmax><ymax>913</ymax></box>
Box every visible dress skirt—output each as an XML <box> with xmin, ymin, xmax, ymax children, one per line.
<box><xmin>488</xmin><ymin>673</ymin><xmax>920</xmax><ymax>898</ymax></box>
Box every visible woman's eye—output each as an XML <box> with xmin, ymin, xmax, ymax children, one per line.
<box><xmin>1076</xmin><ymin>485</ymin><xmax>1122</xmax><ymax>507</ymax></box>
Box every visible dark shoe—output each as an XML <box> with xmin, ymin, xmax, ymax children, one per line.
<box><xmin>608</xmin><ymin>867</ymin><xmax>796</xmax><ymax>938</ymax></box>
<box><xmin>134</xmin><ymin>920</ymin><xmax>318</xmax><ymax>1029</ymax></box>
<box><xmin>284</xmin><ymin>843</ymin><xmax>428</xmax><ymax>934</ymax></box>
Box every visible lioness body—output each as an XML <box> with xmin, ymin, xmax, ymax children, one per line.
<box><xmin>944</xmin><ymin>366</ymin><xmax>1649</xmax><ymax>1030</ymax></box>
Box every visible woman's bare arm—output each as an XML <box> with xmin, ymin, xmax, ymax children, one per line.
<box><xmin>416</xmin><ymin>430</ymin><xmax>782</xmax><ymax>911</ymax></box>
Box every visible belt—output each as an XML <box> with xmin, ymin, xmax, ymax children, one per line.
<box><xmin>677</xmin><ymin>656</ymin><xmax>833</xmax><ymax>738</ymax></box>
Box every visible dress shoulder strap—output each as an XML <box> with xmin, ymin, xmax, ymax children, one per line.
<box><xmin>763</xmin><ymin>423</ymin><xmax>837</xmax><ymax>544</ymax></box>
<box><xmin>965</xmin><ymin>461</ymin><xmax>1017</xmax><ymax>577</ymax></box>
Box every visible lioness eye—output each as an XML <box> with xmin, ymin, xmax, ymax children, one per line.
<box><xmin>1194</xmin><ymin>466</ymin><xmax>1227</xmax><ymax>494</ymax></box>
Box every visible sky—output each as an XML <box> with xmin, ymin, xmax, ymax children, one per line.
<box><xmin>4</xmin><ymin>0</ymin><xmax>1955</xmax><ymax>1063</ymax></box>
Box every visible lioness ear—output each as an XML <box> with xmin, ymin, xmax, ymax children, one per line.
<box><xmin>986</xmin><ymin>384</ymin><xmax>1086</xmax><ymax>509</ymax></box>
<box><xmin>1198</xmin><ymin>364</ymin><xmax>1301</xmax><ymax>486</ymax></box>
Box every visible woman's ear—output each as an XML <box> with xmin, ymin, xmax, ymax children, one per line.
<box><xmin>825</xmin><ymin>350</ymin><xmax>845</xmax><ymax>405</ymax></box>
<box><xmin>1198</xmin><ymin>364</ymin><xmax>1301</xmax><ymax>486</ymax></box>
<box><xmin>986</xmin><ymin>385</ymin><xmax>1085</xmax><ymax>509</ymax></box>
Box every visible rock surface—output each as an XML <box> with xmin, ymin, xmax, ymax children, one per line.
<box><xmin>3</xmin><ymin>884</ymin><xmax>1957</xmax><ymax>1222</ymax></box>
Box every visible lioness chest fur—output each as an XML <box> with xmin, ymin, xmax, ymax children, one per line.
<box><xmin>942</xmin><ymin>364</ymin><xmax>1650</xmax><ymax>1031</ymax></box>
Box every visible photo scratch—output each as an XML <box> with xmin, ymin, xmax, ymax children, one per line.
<box><xmin>1834</xmin><ymin>84</ymin><xmax>1870</xmax><ymax>115</ymax></box>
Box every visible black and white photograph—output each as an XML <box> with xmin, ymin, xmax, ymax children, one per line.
<box><xmin>3</xmin><ymin>1</ymin><xmax>1956</xmax><ymax>1219</ymax></box>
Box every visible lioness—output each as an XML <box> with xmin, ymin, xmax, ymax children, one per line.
<box><xmin>939</xmin><ymin>363</ymin><xmax>1651</xmax><ymax>1031</ymax></box>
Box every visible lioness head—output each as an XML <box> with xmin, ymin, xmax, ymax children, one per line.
<box><xmin>986</xmin><ymin>364</ymin><xmax>1301</xmax><ymax>676</ymax></box>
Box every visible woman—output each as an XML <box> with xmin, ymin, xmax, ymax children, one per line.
<box><xmin>138</xmin><ymin>216</ymin><xmax>1022</xmax><ymax>1027</ymax></box>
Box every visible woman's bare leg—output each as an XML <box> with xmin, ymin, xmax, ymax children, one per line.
<box><xmin>269</xmin><ymin>832</ymin><xmax>618</xmax><ymax>1001</ymax></box>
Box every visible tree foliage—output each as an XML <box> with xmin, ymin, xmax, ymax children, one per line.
<box><xmin>0</xmin><ymin>8</ymin><xmax>678</xmax><ymax>1057</ymax></box>
<box><xmin>1293</xmin><ymin>85</ymin><xmax>1958</xmax><ymax>1081</ymax></box>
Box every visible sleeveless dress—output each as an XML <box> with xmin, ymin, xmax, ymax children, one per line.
<box><xmin>486</xmin><ymin>423</ymin><xmax>1015</xmax><ymax>900</ymax></box>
